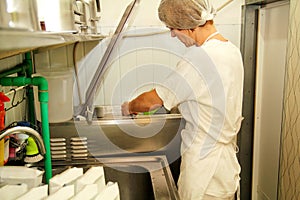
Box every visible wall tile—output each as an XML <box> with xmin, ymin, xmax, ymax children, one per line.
<box><xmin>34</xmin><ymin>51</ymin><xmax>50</xmax><ymax>71</ymax></box>
<box><xmin>74</xmin><ymin>43</ymin><xmax>85</xmax><ymax>63</ymax></box>
<box><xmin>103</xmin><ymin>64</ymin><xmax>121</xmax><ymax>105</ymax></box>
<box><xmin>66</xmin><ymin>45</ymin><xmax>74</xmax><ymax>68</ymax></box>
<box><xmin>84</xmin><ymin>41</ymin><xmax>100</xmax><ymax>55</ymax></box>
<box><xmin>0</xmin><ymin>55</ymin><xmax>25</xmax><ymax>125</ymax></box>
<box><xmin>94</xmin><ymin>81</ymin><xmax>105</xmax><ymax>105</ymax></box>
<box><xmin>49</xmin><ymin>46</ymin><xmax>68</xmax><ymax>68</ymax></box>
<box><xmin>118</xmin><ymin>51</ymin><xmax>138</xmax><ymax>101</ymax></box>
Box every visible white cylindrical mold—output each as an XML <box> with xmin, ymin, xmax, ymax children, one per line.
<box><xmin>33</xmin><ymin>68</ymin><xmax>74</xmax><ymax>123</ymax></box>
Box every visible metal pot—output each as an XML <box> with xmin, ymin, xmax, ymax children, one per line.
<box><xmin>0</xmin><ymin>1</ymin><xmax>10</xmax><ymax>29</ymax></box>
<box><xmin>43</xmin><ymin>0</ymin><xmax>76</xmax><ymax>32</ymax></box>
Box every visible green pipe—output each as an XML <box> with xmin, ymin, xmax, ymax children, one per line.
<box><xmin>24</xmin><ymin>52</ymin><xmax>36</xmax><ymax>124</ymax></box>
<box><xmin>0</xmin><ymin>63</ymin><xmax>28</xmax><ymax>79</ymax></box>
<box><xmin>25</xmin><ymin>53</ymin><xmax>33</xmax><ymax>75</ymax></box>
<box><xmin>27</xmin><ymin>85</ymin><xmax>36</xmax><ymax>123</ymax></box>
<box><xmin>39</xmin><ymin>102</ymin><xmax>51</xmax><ymax>180</ymax></box>
<box><xmin>0</xmin><ymin>76</ymin><xmax>52</xmax><ymax>183</ymax></box>
<box><xmin>0</xmin><ymin>53</ymin><xmax>32</xmax><ymax>78</ymax></box>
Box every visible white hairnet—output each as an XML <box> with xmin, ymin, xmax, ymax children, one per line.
<box><xmin>158</xmin><ymin>0</ymin><xmax>216</xmax><ymax>30</ymax></box>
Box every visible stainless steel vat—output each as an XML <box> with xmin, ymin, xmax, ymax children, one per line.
<box><xmin>0</xmin><ymin>1</ymin><xmax>10</xmax><ymax>28</ymax></box>
<box><xmin>43</xmin><ymin>0</ymin><xmax>76</xmax><ymax>32</ymax></box>
<box><xmin>49</xmin><ymin>114</ymin><xmax>184</xmax><ymax>158</ymax></box>
<box><xmin>45</xmin><ymin>114</ymin><xmax>184</xmax><ymax>199</ymax></box>
<box><xmin>1</xmin><ymin>0</ymin><xmax>40</xmax><ymax>31</ymax></box>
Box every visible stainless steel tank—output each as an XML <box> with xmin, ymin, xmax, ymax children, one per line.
<box><xmin>3</xmin><ymin>0</ymin><xmax>40</xmax><ymax>31</ymax></box>
<box><xmin>43</xmin><ymin>0</ymin><xmax>76</xmax><ymax>32</ymax></box>
<box><xmin>0</xmin><ymin>0</ymin><xmax>10</xmax><ymax>29</ymax></box>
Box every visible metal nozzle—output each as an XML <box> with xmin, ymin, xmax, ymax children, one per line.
<box><xmin>0</xmin><ymin>126</ymin><xmax>46</xmax><ymax>155</ymax></box>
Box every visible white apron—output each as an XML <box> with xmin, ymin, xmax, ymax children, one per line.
<box><xmin>178</xmin><ymin>137</ymin><xmax>241</xmax><ymax>199</ymax></box>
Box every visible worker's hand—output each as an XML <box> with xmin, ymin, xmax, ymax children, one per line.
<box><xmin>121</xmin><ymin>101</ymin><xmax>131</xmax><ymax>116</ymax></box>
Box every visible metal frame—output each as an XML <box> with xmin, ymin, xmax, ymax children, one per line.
<box><xmin>76</xmin><ymin>0</ymin><xmax>141</xmax><ymax>120</ymax></box>
<box><xmin>238</xmin><ymin>4</ymin><xmax>259</xmax><ymax>200</ymax></box>
<box><xmin>239</xmin><ymin>0</ymin><xmax>289</xmax><ymax>198</ymax></box>
<box><xmin>245</xmin><ymin>0</ymin><xmax>285</xmax><ymax>5</ymax></box>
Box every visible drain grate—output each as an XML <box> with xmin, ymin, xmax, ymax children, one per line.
<box><xmin>50</xmin><ymin>137</ymin><xmax>88</xmax><ymax>161</ymax></box>
<box><xmin>50</xmin><ymin>138</ymin><xmax>67</xmax><ymax>160</ymax></box>
<box><xmin>70</xmin><ymin>137</ymin><xmax>88</xmax><ymax>160</ymax></box>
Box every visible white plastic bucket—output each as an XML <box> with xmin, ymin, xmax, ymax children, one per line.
<box><xmin>33</xmin><ymin>68</ymin><xmax>74</xmax><ymax>123</ymax></box>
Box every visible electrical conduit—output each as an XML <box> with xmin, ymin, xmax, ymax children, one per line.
<box><xmin>0</xmin><ymin>76</ymin><xmax>52</xmax><ymax>183</ymax></box>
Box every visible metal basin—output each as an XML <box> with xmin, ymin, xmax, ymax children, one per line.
<box><xmin>104</xmin><ymin>165</ymin><xmax>154</xmax><ymax>200</ymax></box>
<box><xmin>47</xmin><ymin>113</ymin><xmax>184</xmax><ymax>198</ymax></box>
<box><xmin>48</xmin><ymin>155</ymin><xmax>179</xmax><ymax>200</ymax></box>
<box><xmin>49</xmin><ymin>114</ymin><xmax>184</xmax><ymax>157</ymax></box>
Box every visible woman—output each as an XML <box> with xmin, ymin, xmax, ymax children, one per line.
<box><xmin>122</xmin><ymin>0</ymin><xmax>244</xmax><ymax>199</ymax></box>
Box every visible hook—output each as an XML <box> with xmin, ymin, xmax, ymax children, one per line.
<box><xmin>4</xmin><ymin>87</ymin><xmax>27</xmax><ymax>111</ymax></box>
<box><xmin>11</xmin><ymin>88</ymin><xmax>18</xmax><ymax>107</ymax></box>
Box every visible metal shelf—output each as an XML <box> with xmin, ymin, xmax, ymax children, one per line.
<box><xmin>0</xmin><ymin>28</ymin><xmax>105</xmax><ymax>59</ymax></box>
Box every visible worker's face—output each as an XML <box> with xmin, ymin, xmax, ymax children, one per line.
<box><xmin>169</xmin><ymin>28</ymin><xmax>196</xmax><ymax>47</ymax></box>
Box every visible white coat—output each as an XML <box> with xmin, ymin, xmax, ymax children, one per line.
<box><xmin>156</xmin><ymin>38</ymin><xmax>244</xmax><ymax>199</ymax></box>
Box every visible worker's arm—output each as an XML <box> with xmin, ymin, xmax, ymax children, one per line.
<box><xmin>121</xmin><ymin>89</ymin><xmax>163</xmax><ymax>116</ymax></box>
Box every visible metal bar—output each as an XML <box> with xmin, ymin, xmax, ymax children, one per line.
<box><xmin>4</xmin><ymin>85</ymin><xmax>27</xmax><ymax>96</ymax></box>
<box><xmin>245</xmin><ymin>0</ymin><xmax>289</xmax><ymax>5</ymax></box>
<box><xmin>217</xmin><ymin>0</ymin><xmax>234</xmax><ymax>12</ymax></box>
<box><xmin>73</xmin><ymin>42</ymin><xmax>83</xmax><ymax>105</ymax></box>
<box><xmin>76</xmin><ymin>0</ymin><xmax>141</xmax><ymax>120</ymax></box>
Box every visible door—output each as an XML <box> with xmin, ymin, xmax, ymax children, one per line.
<box><xmin>252</xmin><ymin>2</ymin><xmax>289</xmax><ymax>200</ymax></box>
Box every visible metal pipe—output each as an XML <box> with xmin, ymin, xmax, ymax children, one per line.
<box><xmin>0</xmin><ymin>63</ymin><xmax>28</xmax><ymax>79</ymax></box>
<box><xmin>4</xmin><ymin>85</ymin><xmax>27</xmax><ymax>96</ymax></box>
<box><xmin>217</xmin><ymin>0</ymin><xmax>234</xmax><ymax>12</ymax></box>
<box><xmin>76</xmin><ymin>0</ymin><xmax>141</xmax><ymax>120</ymax></box>
<box><xmin>0</xmin><ymin>126</ymin><xmax>46</xmax><ymax>155</ymax></box>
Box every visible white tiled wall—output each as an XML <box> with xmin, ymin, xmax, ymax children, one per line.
<box><xmin>81</xmin><ymin>29</ymin><xmax>188</xmax><ymax>106</ymax></box>
<box><xmin>34</xmin><ymin>41</ymin><xmax>99</xmax><ymax>72</ymax></box>
<box><xmin>0</xmin><ymin>54</ymin><xmax>28</xmax><ymax>125</ymax></box>
<box><xmin>95</xmin><ymin>37</ymin><xmax>210</xmax><ymax>106</ymax></box>
<box><xmin>0</xmin><ymin>41</ymin><xmax>100</xmax><ymax>126</ymax></box>
<box><xmin>90</xmin><ymin>0</ymin><xmax>243</xmax><ymax>106</ymax></box>
<box><xmin>100</xmin><ymin>1</ymin><xmax>243</xmax><ymax>31</ymax></box>
<box><xmin>1</xmin><ymin>0</ymin><xmax>244</xmax><ymax>122</ymax></box>
<box><xmin>33</xmin><ymin>0</ymin><xmax>244</xmax><ymax>109</ymax></box>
